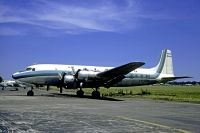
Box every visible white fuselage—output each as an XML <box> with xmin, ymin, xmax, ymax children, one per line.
<box><xmin>12</xmin><ymin>49</ymin><xmax>176</xmax><ymax>89</ymax></box>
<box><xmin>12</xmin><ymin>64</ymin><xmax>163</xmax><ymax>88</ymax></box>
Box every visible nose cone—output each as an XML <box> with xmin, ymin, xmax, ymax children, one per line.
<box><xmin>12</xmin><ymin>72</ymin><xmax>18</xmax><ymax>79</ymax></box>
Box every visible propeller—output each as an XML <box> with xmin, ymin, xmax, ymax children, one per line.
<box><xmin>58</xmin><ymin>69</ymin><xmax>82</xmax><ymax>89</ymax></box>
<box><xmin>74</xmin><ymin>69</ymin><xmax>81</xmax><ymax>79</ymax></box>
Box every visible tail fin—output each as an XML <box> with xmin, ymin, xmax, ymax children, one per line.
<box><xmin>156</xmin><ymin>49</ymin><xmax>174</xmax><ymax>75</ymax></box>
<box><xmin>152</xmin><ymin>49</ymin><xmax>175</xmax><ymax>79</ymax></box>
<box><xmin>152</xmin><ymin>49</ymin><xmax>191</xmax><ymax>81</ymax></box>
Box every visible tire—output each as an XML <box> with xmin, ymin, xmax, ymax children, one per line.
<box><xmin>77</xmin><ymin>90</ymin><xmax>84</xmax><ymax>97</ymax></box>
<box><xmin>92</xmin><ymin>91</ymin><xmax>100</xmax><ymax>99</ymax></box>
<box><xmin>27</xmin><ymin>90</ymin><xmax>34</xmax><ymax>96</ymax></box>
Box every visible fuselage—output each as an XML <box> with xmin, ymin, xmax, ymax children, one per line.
<box><xmin>12</xmin><ymin>64</ymin><xmax>162</xmax><ymax>88</ymax></box>
<box><xmin>12</xmin><ymin>49</ymin><xmax>176</xmax><ymax>89</ymax></box>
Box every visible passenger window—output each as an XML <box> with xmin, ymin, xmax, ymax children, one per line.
<box><xmin>32</xmin><ymin>68</ymin><xmax>35</xmax><ymax>71</ymax></box>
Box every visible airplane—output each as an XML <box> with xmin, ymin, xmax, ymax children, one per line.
<box><xmin>12</xmin><ymin>49</ymin><xmax>190</xmax><ymax>98</ymax></box>
<box><xmin>0</xmin><ymin>77</ymin><xmax>26</xmax><ymax>90</ymax></box>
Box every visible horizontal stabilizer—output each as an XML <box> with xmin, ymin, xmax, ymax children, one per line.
<box><xmin>161</xmin><ymin>76</ymin><xmax>192</xmax><ymax>81</ymax></box>
<box><xmin>97</xmin><ymin>62</ymin><xmax>145</xmax><ymax>79</ymax></box>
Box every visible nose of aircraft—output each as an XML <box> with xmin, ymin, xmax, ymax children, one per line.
<box><xmin>12</xmin><ymin>72</ymin><xmax>18</xmax><ymax>79</ymax></box>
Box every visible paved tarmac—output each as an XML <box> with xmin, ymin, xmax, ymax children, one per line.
<box><xmin>0</xmin><ymin>87</ymin><xmax>200</xmax><ymax>133</ymax></box>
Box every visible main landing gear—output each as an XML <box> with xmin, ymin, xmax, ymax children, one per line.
<box><xmin>76</xmin><ymin>89</ymin><xmax>100</xmax><ymax>99</ymax></box>
<box><xmin>76</xmin><ymin>89</ymin><xmax>84</xmax><ymax>97</ymax></box>
<box><xmin>92</xmin><ymin>88</ymin><xmax>100</xmax><ymax>99</ymax></box>
<box><xmin>76</xmin><ymin>82</ymin><xmax>101</xmax><ymax>99</ymax></box>
<box><xmin>60</xmin><ymin>86</ymin><xmax>63</xmax><ymax>93</ymax></box>
<box><xmin>76</xmin><ymin>82</ymin><xmax>84</xmax><ymax>97</ymax></box>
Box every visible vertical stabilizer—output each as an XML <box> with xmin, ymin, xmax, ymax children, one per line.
<box><xmin>154</xmin><ymin>49</ymin><xmax>175</xmax><ymax>78</ymax></box>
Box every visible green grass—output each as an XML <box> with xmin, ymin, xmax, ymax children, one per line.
<box><xmin>46</xmin><ymin>85</ymin><xmax>200</xmax><ymax>103</ymax></box>
<box><xmin>80</xmin><ymin>85</ymin><xmax>200</xmax><ymax>103</ymax></box>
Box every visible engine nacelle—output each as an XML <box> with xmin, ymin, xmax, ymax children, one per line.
<box><xmin>63</xmin><ymin>75</ymin><xmax>77</xmax><ymax>89</ymax></box>
<box><xmin>77</xmin><ymin>70</ymin><xmax>98</xmax><ymax>81</ymax></box>
<box><xmin>64</xmin><ymin>75</ymin><xmax>75</xmax><ymax>84</ymax></box>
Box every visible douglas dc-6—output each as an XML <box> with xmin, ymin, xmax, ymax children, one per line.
<box><xmin>12</xmin><ymin>49</ymin><xmax>189</xmax><ymax>98</ymax></box>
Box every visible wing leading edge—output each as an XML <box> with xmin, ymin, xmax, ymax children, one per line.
<box><xmin>97</xmin><ymin>62</ymin><xmax>145</xmax><ymax>79</ymax></box>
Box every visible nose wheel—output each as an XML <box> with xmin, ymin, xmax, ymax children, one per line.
<box><xmin>27</xmin><ymin>87</ymin><xmax>34</xmax><ymax>96</ymax></box>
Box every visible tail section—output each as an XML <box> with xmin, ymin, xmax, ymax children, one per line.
<box><xmin>152</xmin><ymin>49</ymin><xmax>191</xmax><ymax>81</ymax></box>
<box><xmin>156</xmin><ymin>49</ymin><xmax>174</xmax><ymax>75</ymax></box>
<box><xmin>152</xmin><ymin>49</ymin><xmax>175</xmax><ymax>79</ymax></box>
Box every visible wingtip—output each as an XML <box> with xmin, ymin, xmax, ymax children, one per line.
<box><xmin>185</xmin><ymin>76</ymin><xmax>193</xmax><ymax>78</ymax></box>
<box><xmin>140</xmin><ymin>62</ymin><xmax>145</xmax><ymax>66</ymax></box>
<box><xmin>129</xmin><ymin>62</ymin><xmax>145</xmax><ymax>66</ymax></box>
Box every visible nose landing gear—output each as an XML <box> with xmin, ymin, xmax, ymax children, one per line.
<box><xmin>27</xmin><ymin>87</ymin><xmax>34</xmax><ymax>96</ymax></box>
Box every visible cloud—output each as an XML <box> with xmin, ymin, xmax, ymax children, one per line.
<box><xmin>0</xmin><ymin>0</ymin><xmax>188</xmax><ymax>36</ymax></box>
<box><xmin>0</xmin><ymin>0</ymin><xmax>139</xmax><ymax>36</ymax></box>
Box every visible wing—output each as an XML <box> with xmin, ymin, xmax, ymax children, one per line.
<box><xmin>97</xmin><ymin>62</ymin><xmax>145</xmax><ymax>79</ymax></box>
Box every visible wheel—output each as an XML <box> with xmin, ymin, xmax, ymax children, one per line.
<box><xmin>77</xmin><ymin>90</ymin><xmax>84</xmax><ymax>97</ymax></box>
<box><xmin>92</xmin><ymin>91</ymin><xmax>100</xmax><ymax>99</ymax></box>
<box><xmin>76</xmin><ymin>82</ymin><xmax>84</xmax><ymax>97</ymax></box>
<box><xmin>76</xmin><ymin>90</ymin><xmax>84</xmax><ymax>97</ymax></box>
<box><xmin>27</xmin><ymin>90</ymin><xmax>34</xmax><ymax>96</ymax></box>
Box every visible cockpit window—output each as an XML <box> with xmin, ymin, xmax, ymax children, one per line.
<box><xmin>26</xmin><ymin>67</ymin><xmax>35</xmax><ymax>71</ymax></box>
<box><xmin>26</xmin><ymin>67</ymin><xmax>32</xmax><ymax>71</ymax></box>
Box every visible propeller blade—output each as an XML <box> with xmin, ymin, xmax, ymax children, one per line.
<box><xmin>74</xmin><ymin>69</ymin><xmax>81</xmax><ymax>79</ymax></box>
<box><xmin>58</xmin><ymin>73</ymin><xmax>63</xmax><ymax>80</ymax></box>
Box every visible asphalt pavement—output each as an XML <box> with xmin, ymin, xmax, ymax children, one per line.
<box><xmin>0</xmin><ymin>87</ymin><xmax>200</xmax><ymax>133</ymax></box>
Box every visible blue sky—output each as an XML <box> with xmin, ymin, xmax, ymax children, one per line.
<box><xmin>0</xmin><ymin>0</ymin><xmax>200</xmax><ymax>81</ymax></box>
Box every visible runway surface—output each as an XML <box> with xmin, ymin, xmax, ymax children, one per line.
<box><xmin>0</xmin><ymin>87</ymin><xmax>200</xmax><ymax>133</ymax></box>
